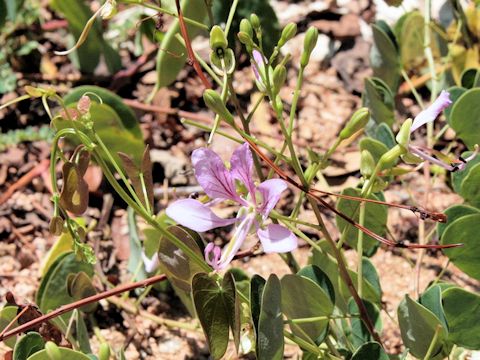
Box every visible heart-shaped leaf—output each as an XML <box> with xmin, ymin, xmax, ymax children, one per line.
<box><xmin>257</xmin><ymin>274</ymin><xmax>284</xmax><ymax>360</ymax></box>
<box><xmin>441</xmin><ymin>213</ymin><xmax>480</xmax><ymax>280</ymax></box>
<box><xmin>449</xmin><ymin>88</ymin><xmax>480</xmax><ymax>149</ymax></box>
<box><xmin>348</xmin><ymin>299</ymin><xmax>382</xmax><ymax>350</ymax></box>
<box><xmin>59</xmin><ymin>162</ymin><xmax>88</xmax><ymax>215</ymax></box>
<box><xmin>442</xmin><ymin>287</ymin><xmax>480</xmax><ymax>349</ymax></box>
<box><xmin>398</xmin><ymin>295</ymin><xmax>450</xmax><ymax>359</ymax></box>
<box><xmin>360</xmin><ymin>138</ymin><xmax>390</xmax><ymax>163</ymax></box>
<box><xmin>297</xmin><ymin>265</ymin><xmax>335</xmax><ymax>304</ymax></box>
<box><xmin>437</xmin><ymin>204</ymin><xmax>480</xmax><ymax>239</ymax></box>
<box><xmin>351</xmin><ymin>341</ymin><xmax>388</xmax><ymax>360</ymax></box>
<box><xmin>281</xmin><ymin>274</ymin><xmax>334</xmax><ymax>344</ymax></box>
<box><xmin>13</xmin><ymin>332</ymin><xmax>45</xmax><ymax>360</ymax></box>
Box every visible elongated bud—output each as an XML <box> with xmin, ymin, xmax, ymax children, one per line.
<box><xmin>300</xmin><ymin>27</ymin><xmax>318</xmax><ymax>67</ymax></box>
<box><xmin>99</xmin><ymin>343</ymin><xmax>111</xmax><ymax>360</ymax></box>
<box><xmin>272</xmin><ymin>64</ymin><xmax>287</xmax><ymax>95</ymax></box>
<box><xmin>278</xmin><ymin>23</ymin><xmax>297</xmax><ymax>48</ymax></box>
<box><xmin>237</xmin><ymin>31</ymin><xmax>253</xmax><ymax>49</ymax></box>
<box><xmin>360</xmin><ymin>150</ymin><xmax>375</xmax><ymax>177</ymax></box>
<box><xmin>396</xmin><ymin>118</ymin><xmax>412</xmax><ymax>149</ymax></box>
<box><xmin>203</xmin><ymin>90</ymin><xmax>234</xmax><ymax>124</ymax></box>
<box><xmin>45</xmin><ymin>342</ymin><xmax>61</xmax><ymax>360</ymax></box>
<box><xmin>250</xmin><ymin>14</ymin><xmax>260</xmax><ymax>31</ymax></box>
<box><xmin>379</xmin><ymin>144</ymin><xmax>405</xmax><ymax>170</ymax></box>
<box><xmin>339</xmin><ymin>107</ymin><xmax>370</xmax><ymax>140</ymax></box>
<box><xmin>24</xmin><ymin>85</ymin><xmax>43</xmax><ymax>98</ymax></box>
<box><xmin>240</xmin><ymin>19</ymin><xmax>253</xmax><ymax>38</ymax></box>
<box><xmin>210</xmin><ymin>25</ymin><xmax>228</xmax><ymax>53</ymax></box>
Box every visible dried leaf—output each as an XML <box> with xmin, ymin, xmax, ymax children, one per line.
<box><xmin>141</xmin><ymin>145</ymin><xmax>154</xmax><ymax>210</ymax></box>
<box><xmin>49</xmin><ymin>216</ymin><xmax>64</xmax><ymax>236</ymax></box>
<box><xmin>59</xmin><ymin>162</ymin><xmax>89</xmax><ymax>215</ymax></box>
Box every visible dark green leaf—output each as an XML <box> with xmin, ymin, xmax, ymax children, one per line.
<box><xmin>444</xmin><ymin>86</ymin><xmax>467</xmax><ymax>123</ymax></box>
<box><xmin>250</xmin><ymin>274</ymin><xmax>266</xmax><ymax>342</ymax></box>
<box><xmin>361</xmin><ymin>258</ymin><xmax>382</xmax><ymax>300</ymax></box>
<box><xmin>370</xmin><ymin>23</ymin><xmax>400</xmax><ymax>91</ymax></box>
<box><xmin>336</xmin><ymin>188</ymin><xmax>388</xmax><ymax>257</ymax></box>
<box><xmin>363</xmin><ymin>77</ymin><xmax>395</xmax><ymax>129</ymax></box>
<box><xmin>297</xmin><ymin>265</ymin><xmax>335</xmax><ymax>304</ymax></box>
<box><xmin>398</xmin><ymin>295</ymin><xmax>450</xmax><ymax>359</ymax></box>
<box><xmin>460</xmin><ymin>163</ymin><xmax>480</xmax><ymax>207</ymax></box>
<box><xmin>257</xmin><ymin>274</ymin><xmax>283</xmax><ymax>360</ymax></box>
<box><xmin>222</xmin><ymin>271</ymin><xmax>241</xmax><ymax>352</ymax></box>
<box><xmin>395</xmin><ymin>11</ymin><xmax>425</xmax><ymax>71</ymax></box>
<box><xmin>451</xmin><ymin>150</ymin><xmax>480</xmax><ymax>193</ymax></box>
<box><xmin>442</xmin><ymin>287</ymin><xmax>480</xmax><ymax>349</ymax></box>
<box><xmin>460</xmin><ymin>68</ymin><xmax>480</xmax><ymax>89</ymax></box>
<box><xmin>351</xmin><ymin>342</ymin><xmax>388</xmax><ymax>360</ymax></box>
<box><xmin>419</xmin><ymin>285</ymin><xmax>448</xmax><ymax>330</ymax></box>
<box><xmin>192</xmin><ymin>273</ymin><xmax>230</xmax><ymax>360</ymax></box>
<box><xmin>449</xmin><ymin>88</ymin><xmax>480</xmax><ymax>149</ymax></box>
<box><xmin>13</xmin><ymin>332</ymin><xmax>45</xmax><ymax>360</ymax></box>
<box><xmin>360</xmin><ymin>137</ymin><xmax>390</xmax><ymax>163</ymax></box>
<box><xmin>348</xmin><ymin>299</ymin><xmax>382</xmax><ymax>350</ymax></box>
<box><xmin>441</xmin><ymin>213</ymin><xmax>480</xmax><ymax>280</ymax></box>
<box><xmin>0</xmin><ymin>305</ymin><xmax>19</xmax><ymax>348</ymax></box>
<box><xmin>373</xmin><ymin>123</ymin><xmax>396</xmax><ymax>149</ymax></box>
<box><xmin>281</xmin><ymin>274</ymin><xmax>333</xmax><ymax>344</ymax></box>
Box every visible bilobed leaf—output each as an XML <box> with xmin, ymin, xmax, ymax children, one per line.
<box><xmin>449</xmin><ymin>88</ymin><xmax>480</xmax><ymax>149</ymax></box>
<box><xmin>363</xmin><ymin>77</ymin><xmax>395</xmax><ymax>130</ymax></box>
<box><xmin>59</xmin><ymin>162</ymin><xmax>88</xmax><ymax>215</ymax></box>
<box><xmin>351</xmin><ymin>342</ymin><xmax>388</xmax><ymax>360</ymax></box>
<box><xmin>297</xmin><ymin>265</ymin><xmax>335</xmax><ymax>304</ymax></box>
<box><xmin>419</xmin><ymin>285</ymin><xmax>448</xmax><ymax>330</ymax></box>
<box><xmin>373</xmin><ymin>123</ymin><xmax>396</xmax><ymax>149</ymax></box>
<box><xmin>460</xmin><ymin>68</ymin><xmax>480</xmax><ymax>89</ymax></box>
<box><xmin>26</xmin><ymin>347</ymin><xmax>91</xmax><ymax>360</ymax></box>
<box><xmin>257</xmin><ymin>274</ymin><xmax>284</xmax><ymax>360</ymax></box>
<box><xmin>192</xmin><ymin>273</ymin><xmax>230</xmax><ymax>360</ymax></box>
<box><xmin>444</xmin><ymin>86</ymin><xmax>467</xmax><ymax>122</ymax></box>
<box><xmin>460</xmin><ymin>163</ymin><xmax>480</xmax><ymax>207</ymax></box>
<box><xmin>441</xmin><ymin>213</ymin><xmax>480</xmax><ymax>280</ymax></box>
<box><xmin>398</xmin><ymin>295</ymin><xmax>450</xmax><ymax>359</ymax></box>
<box><xmin>66</xmin><ymin>271</ymin><xmax>97</xmax><ymax>313</ymax></box>
<box><xmin>360</xmin><ymin>137</ymin><xmax>390</xmax><ymax>163</ymax></box>
<box><xmin>0</xmin><ymin>306</ymin><xmax>19</xmax><ymax>348</ymax></box>
<box><xmin>13</xmin><ymin>332</ymin><xmax>45</xmax><ymax>360</ymax></box>
<box><xmin>250</xmin><ymin>274</ymin><xmax>266</xmax><ymax>342</ymax></box>
<box><xmin>336</xmin><ymin>188</ymin><xmax>388</xmax><ymax>257</ymax></box>
<box><xmin>437</xmin><ymin>204</ymin><xmax>480</xmax><ymax>239</ymax></box>
<box><xmin>370</xmin><ymin>23</ymin><xmax>400</xmax><ymax>91</ymax></box>
<box><xmin>73</xmin><ymin>147</ymin><xmax>91</xmax><ymax>176</ymax></box>
<box><xmin>281</xmin><ymin>274</ymin><xmax>334</xmax><ymax>344</ymax></box>
<box><xmin>442</xmin><ymin>287</ymin><xmax>480</xmax><ymax>349</ymax></box>
<box><xmin>361</xmin><ymin>258</ymin><xmax>382</xmax><ymax>300</ymax></box>
<box><xmin>348</xmin><ymin>299</ymin><xmax>382</xmax><ymax>350</ymax></box>
<box><xmin>141</xmin><ymin>145</ymin><xmax>154</xmax><ymax>210</ymax></box>
<box><xmin>451</xmin><ymin>150</ymin><xmax>480</xmax><ymax>193</ymax></box>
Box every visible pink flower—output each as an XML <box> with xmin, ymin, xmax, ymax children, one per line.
<box><xmin>251</xmin><ymin>50</ymin><xmax>267</xmax><ymax>83</ymax></box>
<box><xmin>408</xmin><ymin>90</ymin><xmax>477</xmax><ymax>171</ymax></box>
<box><xmin>166</xmin><ymin>143</ymin><xmax>298</xmax><ymax>270</ymax></box>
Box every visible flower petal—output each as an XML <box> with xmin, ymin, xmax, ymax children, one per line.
<box><xmin>192</xmin><ymin>147</ymin><xmax>239</xmax><ymax>201</ymax></box>
<box><xmin>142</xmin><ymin>251</ymin><xmax>159</xmax><ymax>273</ymax></box>
<box><xmin>231</xmin><ymin>143</ymin><xmax>256</xmax><ymax>197</ymax></box>
<box><xmin>204</xmin><ymin>242</ymin><xmax>222</xmax><ymax>270</ymax></box>
<box><xmin>217</xmin><ymin>214</ymin><xmax>255</xmax><ymax>269</ymax></box>
<box><xmin>411</xmin><ymin>90</ymin><xmax>452</xmax><ymax>133</ymax></box>
<box><xmin>257</xmin><ymin>224</ymin><xmax>298</xmax><ymax>253</ymax></box>
<box><xmin>166</xmin><ymin>198</ymin><xmax>236</xmax><ymax>232</ymax></box>
<box><xmin>256</xmin><ymin>179</ymin><xmax>288</xmax><ymax>217</ymax></box>
<box><xmin>252</xmin><ymin>50</ymin><xmax>266</xmax><ymax>81</ymax></box>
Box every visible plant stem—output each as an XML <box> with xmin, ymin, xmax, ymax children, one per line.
<box><xmin>423</xmin><ymin>325</ymin><xmax>441</xmax><ymax>360</ymax></box>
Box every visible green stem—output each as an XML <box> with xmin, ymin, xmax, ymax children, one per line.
<box><xmin>284</xmin><ymin>330</ymin><xmax>321</xmax><ymax>355</ymax></box>
<box><xmin>423</xmin><ymin>325</ymin><xmax>441</xmax><ymax>360</ymax></box>
<box><xmin>223</xmin><ymin>0</ymin><xmax>238</xmax><ymax>37</ymax></box>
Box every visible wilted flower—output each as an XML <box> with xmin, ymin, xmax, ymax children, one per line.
<box><xmin>166</xmin><ymin>143</ymin><xmax>298</xmax><ymax>270</ymax></box>
<box><xmin>407</xmin><ymin>90</ymin><xmax>478</xmax><ymax>172</ymax></box>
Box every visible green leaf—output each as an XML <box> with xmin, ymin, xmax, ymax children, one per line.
<box><xmin>444</xmin><ymin>86</ymin><xmax>467</xmax><ymax>123</ymax></box>
<box><xmin>257</xmin><ymin>274</ymin><xmax>284</xmax><ymax>360</ymax></box>
<box><xmin>449</xmin><ymin>88</ymin><xmax>480</xmax><ymax>149</ymax></box>
<box><xmin>370</xmin><ymin>23</ymin><xmax>400</xmax><ymax>91</ymax></box>
<box><xmin>351</xmin><ymin>342</ymin><xmax>388</xmax><ymax>360</ymax></box>
<box><xmin>222</xmin><ymin>271</ymin><xmax>241</xmax><ymax>352</ymax></box>
<box><xmin>13</xmin><ymin>332</ymin><xmax>45</xmax><ymax>360</ymax></box>
<box><xmin>361</xmin><ymin>258</ymin><xmax>382</xmax><ymax>300</ymax></box>
<box><xmin>460</xmin><ymin>163</ymin><xmax>480</xmax><ymax>207</ymax></box>
<box><xmin>281</xmin><ymin>274</ymin><xmax>333</xmax><ymax>344</ymax></box>
<box><xmin>336</xmin><ymin>188</ymin><xmax>388</xmax><ymax>257</ymax></box>
<box><xmin>37</xmin><ymin>252</ymin><xmax>94</xmax><ymax>322</ymax></box>
<box><xmin>451</xmin><ymin>150</ymin><xmax>480</xmax><ymax>193</ymax></box>
<box><xmin>192</xmin><ymin>273</ymin><xmax>230</xmax><ymax>360</ymax></box>
<box><xmin>395</xmin><ymin>11</ymin><xmax>425</xmax><ymax>71</ymax></box>
<box><xmin>0</xmin><ymin>0</ymin><xmax>6</xmax><ymax>27</ymax></box>
<box><xmin>27</xmin><ymin>347</ymin><xmax>91</xmax><ymax>360</ymax></box>
<box><xmin>213</xmin><ymin>0</ymin><xmax>280</xmax><ymax>56</ymax></box>
<box><xmin>63</xmin><ymin>86</ymin><xmax>142</xmax><ymax>139</ymax></box>
<box><xmin>154</xmin><ymin>0</ymin><xmax>208</xmax><ymax>89</ymax></box>
<box><xmin>373</xmin><ymin>123</ymin><xmax>396</xmax><ymax>149</ymax></box>
<box><xmin>0</xmin><ymin>305</ymin><xmax>19</xmax><ymax>348</ymax></box>
<box><xmin>39</xmin><ymin>231</ymin><xmax>74</xmax><ymax>276</ymax></box>
<box><xmin>419</xmin><ymin>285</ymin><xmax>448</xmax><ymax>330</ymax></box>
<box><xmin>297</xmin><ymin>265</ymin><xmax>335</xmax><ymax>304</ymax></box>
<box><xmin>363</xmin><ymin>77</ymin><xmax>395</xmax><ymax>129</ymax></box>
<box><xmin>442</xmin><ymin>287</ymin><xmax>480</xmax><ymax>349</ymax></box>
<box><xmin>437</xmin><ymin>204</ymin><xmax>480</xmax><ymax>239</ymax></box>
<box><xmin>348</xmin><ymin>299</ymin><xmax>382</xmax><ymax>349</ymax></box>
<box><xmin>441</xmin><ymin>213</ymin><xmax>480</xmax><ymax>280</ymax></box>
<box><xmin>360</xmin><ymin>137</ymin><xmax>390</xmax><ymax>163</ymax></box>
<box><xmin>398</xmin><ymin>295</ymin><xmax>450</xmax><ymax>359</ymax></box>
<box><xmin>460</xmin><ymin>68</ymin><xmax>480</xmax><ymax>89</ymax></box>
<box><xmin>250</xmin><ymin>274</ymin><xmax>266</xmax><ymax>345</ymax></box>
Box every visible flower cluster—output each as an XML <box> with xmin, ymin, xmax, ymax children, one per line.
<box><xmin>166</xmin><ymin>143</ymin><xmax>298</xmax><ymax>270</ymax></box>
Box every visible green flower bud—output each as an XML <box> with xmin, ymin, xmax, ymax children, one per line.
<box><xmin>210</xmin><ymin>25</ymin><xmax>228</xmax><ymax>53</ymax></box>
<box><xmin>360</xmin><ymin>150</ymin><xmax>375</xmax><ymax>177</ymax></box>
<box><xmin>24</xmin><ymin>85</ymin><xmax>43</xmax><ymax>98</ymax></box>
<box><xmin>379</xmin><ymin>144</ymin><xmax>405</xmax><ymax>170</ymax></box>
<box><xmin>203</xmin><ymin>90</ymin><xmax>234</xmax><ymax>124</ymax></box>
<box><xmin>300</xmin><ymin>27</ymin><xmax>318</xmax><ymax>67</ymax></box>
<box><xmin>250</xmin><ymin>14</ymin><xmax>260</xmax><ymax>31</ymax></box>
<box><xmin>272</xmin><ymin>64</ymin><xmax>287</xmax><ymax>95</ymax></box>
<box><xmin>237</xmin><ymin>31</ymin><xmax>253</xmax><ymax>47</ymax></box>
<box><xmin>339</xmin><ymin>107</ymin><xmax>370</xmax><ymax>140</ymax></box>
<box><xmin>396</xmin><ymin>118</ymin><xmax>412</xmax><ymax>149</ymax></box>
<box><xmin>239</xmin><ymin>19</ymin><xmax>253</xmax><ymax>38</ymax></box>
<box><xmin>45</xmin><ymin>342</ymin><xmax>61</xmax><ymax>360</ymax></box>
<box><xmin>99</xmin><ymin>343</ymin><xmax>111</xmax><ymax>360</ymax></box>
<box><xmin>278</xmin><ymin>23</ymin><xmax>297</xmax><ymax>48</ymax></box>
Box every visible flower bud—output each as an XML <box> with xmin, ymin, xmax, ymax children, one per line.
<box><xmin>339</xmin><ymin>107</ymin><xmax>370</xmax><ymax>140</ymax></box>
<box><xmin>250</xmin><ymin>14</ymin><xmax>260</xmax><ymax>31</ymax></box>
<box><xmin>300</xmin><ymin>27</ymin><xmax>318</xmax><ymax>67</ymax></box>
<box><xmin>24</xmin><ymin>85</ymin><xmax>43</xmax><ymax>98</ymax></box>
<box><xmin>99</xmin><ymin>343</ymin><xmax>111</xmax><ymax>360</ymax></box>
<box><xmin>203</xmin><ymin>89</ymin><xmax>234</xmax><ymax>124</ymax></box>
<box><xmin>379</xmin><ymin>144</ymin><xmax>405</xmax><ymax>170</ymax></box>
<box><xmin>237</xmin><ymin>31</ymin><xmax>253</xmax><ymax>48</ymax></box>
<box><xmin>278</xmin><ymin>23</ymin><xmax>297</xmax><ymax>48</ymax></box>
<box><xmin>396</xmin><ymin>118</ymin><xmax>412</xmax><ymax>149</ymax></box>
<box><xmin>272</xmin><ymin>64</ymin><xmax>287</xmax><ymax>95</ymax></box>
<box><xmin>360</xmin><ymin>150</ymin><xmax>375</xmax><ymax>177</ymax></box>
<box><xmin>210</xmin><ymin>25</ymin><xmax>228</xmax><ymax>53</ymax></box>
<box><xmin>240</xmin><ymin>19</ymin><xmax>253</xmax><ymax>38</ymax></box>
